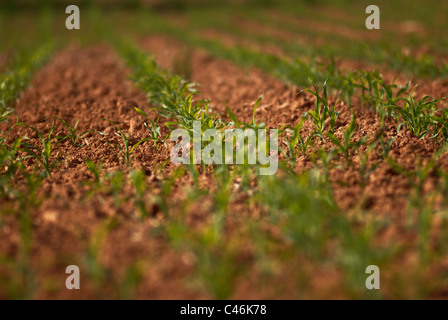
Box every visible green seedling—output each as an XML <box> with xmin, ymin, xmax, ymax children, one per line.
<box><xmin>166</xmin><ymin>217</ymin><xmax>241</xmax><ymax>300</ymax></box>
<box><xmin>359</xmin><ymin>71</ymin><xmax>404</xmax><ymax>121</ymax></box>
<box><xmin>0</xmin><ymin>110</ymin><xmax>13</xmax><ymax>125</ymax></box>
<box><xmin>19</xmin><ymin>164</ymin><xmax>44</xmax><ymax>208</ymax></box>
<box><xmin>15</xmin><ymin>123</ymin><xmax>65</xmax><ymax>177</ymax></box>
<box><xmin>432</xmin><ymin>108</ymin><xmax>448</xmax><ymax>142</ymax></box>
<box><xmin>386</xmin><ymin>144</ymin><xmax>448</xmax><ymax>228</ymax></box>
<box><xmin>51</xmin><ymin>116</ymin><xmax>92</xmax><ymax>147</ymax></box>
<box><xmin>250</xmin><ymin>94</ymin><xmax>266</xmax><ymax>130</ymax></box>
<box><xmin>100</xmin><ymin>118</ymin><xmax>151</xmax><ymax>166</ymax></box>
<box><xmin>130</xmin><ymin>169</ymin><xmax>148</xmax><ymax>220</ymax></box>
<box><xmin>109</xmin><ymin>171</ymin><xmax>125</xmax><ymax>207</ymax></box>
<box><xmin>280</xmin><ymin>116</ymin><xmax>313</xmax><ymax>168</ymax></box>
<box><xmin>82</xmin><ymin>220</ymin><xmax>115</xmax><ymax>295</ymax></box>
<box><xmin>303</xmin><ymin>81</ymin><xmax>339</xmax><ymax>138</ymax></box>
<box><xmin>0</xmin><ymin>136</ymin><xmax>23</xmax><ymax>200</ymax></box>
<box><xmin>118</xmin><ymin>262</ymin><xmax>144</xmax><ymax>300</ymax></box>
<box><xmin>84</xmin><ymin>159</ymin><xmax>104</xmax><ymax>184</ymax></box>
<box><xmin>134</xmin><ymin>107</ymin><xmax>162</xmax><ymax>147</ymax></box>
<box><xmin>391</xmin><ymin>93</ymin><xmax>445</xmax><ymax>139</ymax></box>
<box><xmin>226</xmin><ymin>94</ymin><xmax>266</xmax><ymax>131</ymax></box>
<box><xmin>378</xmin><ymin>134</ymin><xmax>395</xmax><ymax>159</ymax></box>
<box><xmin>312</xmin><ymin>148</ymin><xmax>336</xmax><ymax>184</ymax></box>
<box><xmin>119</xmin><ymin>44</ymin><xmax>226</xmax><ymax>135</ymax></box>
<box><xmin>324</xmin><ymin>59</ymin><xmax>362</xmax><ymax>106</ymax></box>
<box><xmin>0</xmin><ymin>163</ymin><xmax>44</xmax><ymax>299</ymax></box>
<box><xmin>326</xmin><ymin>114</ymin><xmax>367</xmax><ymax>168</ymax></box>
<box><xmin>358</xmin><ymin>142</ymin><xmax>378</xmax><ymax>188</ymax></box>
<box><xmin>0</xmin><ymin>110</ymin><xmax>14</xmax><ymax>147</ymax></box>
<box><xmin>152</xmin><ymin>166</ymin><xmax>186</xmax><ymax>217</ymax></box>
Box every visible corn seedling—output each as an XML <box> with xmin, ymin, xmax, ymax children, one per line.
<box><xmin>391</xmin><ymin>93</ymin><xmax>445</xmax><ymax>139</ymax></box>
<box><xmin>51</xmin><ymin>116</ymin><xmax>92</xmax><ymax>147</ymax></box>
<box><xmin>259</xmin><ymin>170</ymin><xmax>338</xmax><ymax>258</ymax></box>
<box><xmin>84</xmin><ymin>159</ymin><xmax>104</xmax><ymax>184</ymax></box>
<box><xmin>378</xmin><ymin>134</ymin><xmax>395</xmax><ymax>159</ymax></box>
<box><xmin>130</xmin><ymin>169</ymin><xmax>148</xmax><ymax>220</ymax></box>
<box><xmin>227</xmin><ymin>94</ymin><xmax>266</xmax><ymax>131</ymax></box>
<box><xmin>118</xmin><ymin>43</ymin><xmax>226</xmax><ymax>136</ymax></box>
<box><xmin>15</xmin><ymin>123</ymin><xmax>65</xmax><ymax>177</ymax></box>
<box><xmin>166</xmin><ymin>218</ymin><xmax>241</xmax><ymax>300</ymax></box>
<box><xmin>280</xmin><ymin>116</ymin><xmax>313</xmax><ymax>169</ymax></box>
<box><xmin>326</xmin><ymin>114</ymin><xmax>367</xmax><ymax>168</ymax></box>
<box><xmin>134</xmin><ymin>107</ymin><xmax>163</xmax><ymax>148</ymax></box>
<box><xmin>82</xmin><ymin>220</ymin><xmax>114</xmax><ymax>296</ymax></box>
<box><xmin>303</xmin><ymin>81</ymin><xmax>339</xmax><ymax>139</ymax></box>
<box><xmin>249</xmin><ymin>94</ymin><xmax>266</xmax><ymax>130</ymax></box>
<box><xmin>358</xmin><ymin>142</ymin><xmax>378</xmax><ymax>188</ymax></box>
<box><xmin>1</xmin><ymin>165</ymin><xmax>44</xmax><ymax>299</ymax></box>
<box><xmin>432</xmin><ymin>108</ymin><xmax>448</xmax><ymax>142</ymax></box>
<box><xmin>109</xmin><ymin>171</ymin><xmax>125</xmax><ymax>207</ymax></box>
<box><xmin>100</xmin><ymin>118</ymin><xmax>151</xmax><ymax>166</ymax></box>
<box><xmin>324</xmin><ymin>59</ymin><xmax>361</xmax><ymax>106</ymax></box>
<box><xmin>386</xmin><ymin>145</ymin><xmax>447</xmax><ymax>228</ymax></box>
<box><xmin>359</xmin><ymin>71</ymin><xmax>410</xmax><ymax>127</ymax></box>
<box><xmin>311</xmin><ymin>148</ymin><xmax>336</xmax><ymax>184</ymax></box>
<box><xmin>118</xmin><ymin>262</ymin><xmax>144</xmax><ymax>300</ymax></box>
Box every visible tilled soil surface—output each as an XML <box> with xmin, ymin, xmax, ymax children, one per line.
<box><xmin>0</xmin><ymin>44</ymin><xmax>207</xmax><ymax>299</ymax></box>
<box><xmin>2</xmin><ymin>34</ymin><xmax>448</xmax><ymax>298</ymax></box>
<box><xmin>140</xmin><ymin>35</ymin><xmax>448</xmax><ymax>218</ymax></box>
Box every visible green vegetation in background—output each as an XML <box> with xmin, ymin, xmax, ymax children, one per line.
<box><xmin>0</xmin><ymin>9</ymin><xmax>58</xmax><ymax>112</ymax></box>
<box><xmin>118</xmin><ymin>41</ymin><xmax>227</xmax><ymax>135</ymax></box>
<box><xmin>0</xmin><ymin>43</ymin><xmax>54</xmax><ymax>112</ymax></box>
<box><xmin>162</xmin><ymin>5</ymin><xmax>447</xmax><ymax>78</ymax></box>
<box><xmin>1</xmin><ymin>2</ymin><xmax>448</xmax><ymax>299</ymax></box>
<box><xmin>124</xmin><ymin>8</ymin><xmax>448</xmax><ymax>146</ymax></box>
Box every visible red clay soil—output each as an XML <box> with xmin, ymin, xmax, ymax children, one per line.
<box><xmin>0</xmin><ymin>45</ymin><xmax>207</xmax><ymax>299</ymax></box>
<box><xmin>2</xmin><ymin>34</ymin><xmax>448</xmax><ymax>299</ymax></box>
<box><xmin>139</xmin><ymin>34</ymin><xmax>448</xmax><ymax>218</ymax></box>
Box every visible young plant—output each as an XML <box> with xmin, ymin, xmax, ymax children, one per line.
<box><xmin>225</xmin><ymin>94</ymin><xmax>267</xmax><ymax>163</ymax></box>
<box><xmin>100</xmin><ymin>118</ymin><xmax>150</xmax><ymax>166</ymax></box>
<box><xmin>134</xmin><ymin>107</ymin><xmax>162</xmax><ymax>148</ymax></box>
<box><xmin>82</xmin><ymin>220</ymin><xmax>114</xmax><ymax>294</ymax></box>
<box><xmin>324</xmin><ymin>59</ymin><xmax>361</xmax><ymax>106</ymax></box>
<box><xmin>432</xmin><ymin>107</ymin><xmax>448</xmax><ymax>142</ymax></box>
<box><xmin>15</xmin><ymin>123</ymin><xmax>65</xmax><ymax>177</ymax></box>
<box><xmin>312</xmin><ymin>148</ymin><xmax>336</xmax><ymax>184</ymax></box>
<box><xmin>51</xmin><ymin>116</ymin><xmax>92</xmax><ymax>147</ymax></box>
<box><xmin>386</xmin><ymin>144</ymin><xmax>448</xmax><ymax>228</ymax></box>
<box><xmin>359</xmin><ymin>70</ymin><xmax>410</xmax><ymax>127</ymax></box>
<box><xmin>84</xmin><ymin>159</ymin><xmax>104</xmax><ymax>184</ymax></box>
<box><xmin>109</xmin><ymin>171</ymin><xmax>125</xmax><ymax>207</ymax></box>
<box><xmin>391</xmin><ymin>93</ymin><xmax>445</xmax><ymax>139</ymax></box>
<box><xmin>249</xmin><ymin>94</ymin><xmax>266</xmax><ymax>130</ymax></box>
<box><xmin>226</xmin><ymin>94</ymin><xmax>266</xmax><ymax>132</ymax></box>
<box><xmin>280</xmin><ymin>116</ymin><xmax>313</xmax><ymax>168</ymax></box>
<box><xmin>303</xmin><ymin>81</ymin><xmax>339</xmax><ymax>139</ymax></box>
<box><xmin>130</xmin><ymin>169</ymin><xmax>148</xmax><ymax>220</ymax></box>
<box><xmin>326</xmin><ymin>114</ymin><xmax>367</xmax><ymax>168</ymax></box>
<box><xmin>358</xmin><ymin>142</ymin><xmax>378</xmax><ymax>188</ymax></box>
<box><xmin>119</xmin><ymin>44</ymin><xmax>226</xmax><ymax>135</ymax></box>
<box><xmin>378</xmin><ymin>134</ymin><xmax>395</xmax><ymax>159</ymax></box>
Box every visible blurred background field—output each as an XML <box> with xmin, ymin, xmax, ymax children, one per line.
<box><xmin>1</xmin><ymin>0</ymin><xmax>447</xmax><ymax>76</ymax></box>
<box><xmin>1</xmin><ymin>0</ymin><xmax>448</xmax><ymax>300</ymax></box>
